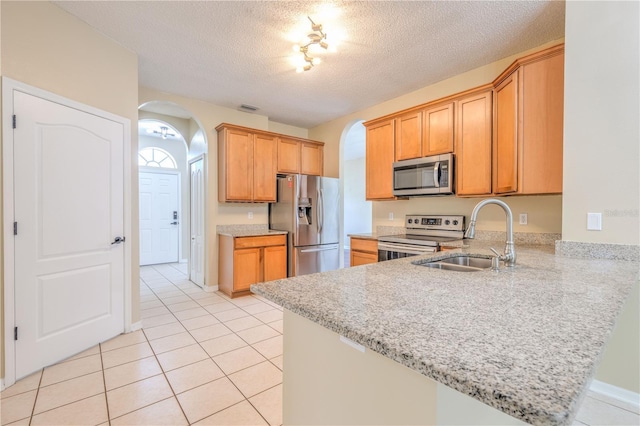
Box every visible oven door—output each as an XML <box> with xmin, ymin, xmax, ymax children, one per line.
<box><xmin>377</xmin><ymin>242</ymin><xmax>437</xmax><ymax>262</ymax></box>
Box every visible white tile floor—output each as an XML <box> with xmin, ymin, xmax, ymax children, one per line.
<box><xmin>1</xmin><ymin>262</ymin><xmax>638</xmax><ymax>425</ymax></box>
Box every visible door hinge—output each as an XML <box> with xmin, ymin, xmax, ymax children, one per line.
<box><xmin>12</xmin><ymin>114</ymin><xmax>16</xmax><ymax>129</ymax></box>
<box><xmin>14</xmin><ymin>327</ymin><xmax>18</xmax><ymax>341</ymax></box>
<box><xmin>13</xmin><ymin>222</ymin><xmax>18</xmax><ymax>235</ymax></box>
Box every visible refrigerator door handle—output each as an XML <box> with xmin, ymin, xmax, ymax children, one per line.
<box><xmin>317</xmin><ymin>188</ymin><xmax>324</xmax><ymax>234</ymax></box>
<box><xmin>300</xmin><ymin>245</ymin><xmax>338</xmax><ymax>253</ymax></box>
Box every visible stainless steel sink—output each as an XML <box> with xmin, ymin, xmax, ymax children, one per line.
<box><xmin>413</xmin><ymin>255</ymin><xmax>493</xmax><ymax>272</ymax></box>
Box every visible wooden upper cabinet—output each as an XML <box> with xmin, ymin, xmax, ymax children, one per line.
<box><xmin>277</xmin><ymin>138</ymin><xmax>300</xmax><ymax>174</ymax></box>
<box><xmin>455</xmin><ymin>90</ymin><xmax>493</xmax><ymax>196</ymax></box>
<box><xmin>365</xmin><ymin>119</ymin><xmax>396</xmax><ymax>200</ymax></box>
<box><xmin>253</xmin><ymin>133</ymin><xmax>277</xmax><ymax>202</ymax></box>
<box><xmin>519</xmin><ymin>51</ymin><xmax>564</xmax><ymax>194</ymax></box>
<box><xmin>277</xmin><ymin>138</ymin><xmax>324</xmax><ymax>176</ymax></box>
<box><xmin>493</xmin><ymin>71</ymin><xmax>519</xmax><ymax>194</ymax></box>
<box><xmin>218</xmin><ymin>127</ymin><xmax>253</xmax><ymax>201</ymax></box>
<box><xmin>300</xmin><ymin>142</ymin><xmax>323</xmax><ymax>176</ymax></box>
<box><xmin>395</xmin><ymin>111</ymin><xmax>422</xmax><ymax>160</ymax></box>
<box><xmin>423</xmin><ymin>102</ymin><xmax>454</xmax><ymax>155</ymax></box>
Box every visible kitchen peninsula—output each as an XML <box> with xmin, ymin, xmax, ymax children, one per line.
<box><xmin>252</xmin><ymin>243</ymin><xmax>638</xmax><ymax>425</ymax></box>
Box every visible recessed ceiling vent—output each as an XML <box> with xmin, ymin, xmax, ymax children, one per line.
<box><xmin>238</xmin><ymin>104</ymin><xmax>259</xmax><ymax>113</ymax></box>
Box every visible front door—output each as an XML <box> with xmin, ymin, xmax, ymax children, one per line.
<box><xmin>139</xmin><ymin>170</ymin><xmax>179</xmax><ymax>265</ymax></box>
<box><xmin>189</xmin><ymin>156</ymin><xmax>205</xmax><ymax>287</ymax></box>
<box><xmin>12</xmin><ymin>90</ymin><xmax>125</xmax><ymax>379</ymax></box>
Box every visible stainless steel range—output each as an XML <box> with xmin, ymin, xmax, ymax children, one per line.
<box><xmin>377</xmin><ymin>215</ymin><xmax>465</xmax><ymax>261</ymax></box>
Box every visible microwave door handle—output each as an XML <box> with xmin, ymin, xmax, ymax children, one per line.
<box><xmin>433</xmin><ymin>162</ymin><xmax>441</xmax><ymax>187</ymax></box>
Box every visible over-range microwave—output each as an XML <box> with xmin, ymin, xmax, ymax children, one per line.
<box><xmin>392</xmin><ymin>153</ymin><xmax>454</xmax><ymax>196</ymax></box>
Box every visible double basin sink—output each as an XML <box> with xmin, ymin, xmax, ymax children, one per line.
<box><xmin>412</xmin><ymin>255</ymin><xmax>494</xmax><ymax>272</ymax></box>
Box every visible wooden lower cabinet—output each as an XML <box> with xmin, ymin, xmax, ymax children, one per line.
<box><xmin>350</xmin><ymin>237</ymin><xmax>378</xmax><ymax>267</ymax></box>
<box><xmin>219</xmin><ymin>234</ymin><xmax>287</xmax><ymax>298</ymax></box>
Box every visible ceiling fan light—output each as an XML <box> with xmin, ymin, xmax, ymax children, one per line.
<box><xmin>320</xmin><ymin>41</ymin><xmax>328</xmax><ymax>50</ymax></box>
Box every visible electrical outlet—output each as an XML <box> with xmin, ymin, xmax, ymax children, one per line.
<box><xmin>389</xmin><ymin>212</ymin><xmax>394</xmax><ymax>221</ymax></box>
<box><xmin>248</xmin><ymin>211</ymin><xmax>253</xmax><ymax>220</ymax></box>
<box><xmin>519</xmin><ymin>213</ymin><xmax>528</xmax><ymax>225</ymax></box>
<box><xmin>587</xmin><ymin>213</ymin><xmax>602</xmax><ymax>230</ymax></box>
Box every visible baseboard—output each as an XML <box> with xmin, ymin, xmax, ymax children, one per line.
<box><xmin>180</xmin><ymin>259</ymin><xmax>188</xmax><ymax>264</ymax></box>
<box><xmin>590</xmin><ymin>379</ymin><xmax>640</xmax><ymax>408</ymax></box>
<box><xmin>0</xmin><ymin>378</ymin><xmax>5</xmax><ymax>391</ymax></box>
<box><xmin>127</xmin><ymin>321</ymin><xmax>143</xmax><ymax>332</ymax></box>
<box><xmin>204</xmin><ymin>285</ymin><xmax>219</xmax><ymax>293</ymax></box>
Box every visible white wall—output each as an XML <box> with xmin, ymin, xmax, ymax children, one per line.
<box><xmin>563</xmin><ymin>1</ymin><xmax>640</xmax><ymax>394</ymax></box>
<box><xmin>562</xmin><ymin>1</ymin><xmax>639</xmax><ymax>245</ymax></box>
<box><xmin>343</xmin><ymin>158</ymin><xmax>371</xmax><ymax>246</ymax></box>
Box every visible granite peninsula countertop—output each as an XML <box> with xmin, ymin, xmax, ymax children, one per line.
<box><xmin>251</xmin><ymin>242</ymin><xmax>639</xmax><ymax>425</ymax></box>
<box><xmin>347</xmin><ymin>232</ymin><xmax>379</xmax><ymax>240</ymax></box>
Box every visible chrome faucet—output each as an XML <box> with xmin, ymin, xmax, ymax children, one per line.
<box><xmin>464</xmin><ymin>198</ymin><xmax>516</xmax><ymax>267</ymax></box>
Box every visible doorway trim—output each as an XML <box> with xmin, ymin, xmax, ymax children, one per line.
<box><xmin>2</xmin><ymin>77</ymin><xmax>132</xmax><ymax>387</ymax></box>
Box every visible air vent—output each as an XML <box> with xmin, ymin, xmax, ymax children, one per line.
<box><xmin>238</xmin><ymin>104</ymin><xmax>259</xmax><ymax>113</ymax></box>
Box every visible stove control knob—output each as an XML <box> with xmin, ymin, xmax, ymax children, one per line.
<box><xmin>445</xmin><ymin>220</ymin><xmax>450</xmax><ymax>225</ymax></box>
<box><xmin>453</xmin><ymin>220</ymin><xmax>459</xmax><ymax>226</ymax></box>
<box><xmin>407</xmin><ymin>219</ymin><xmax>413</xmax><ymax>224</ymax></box>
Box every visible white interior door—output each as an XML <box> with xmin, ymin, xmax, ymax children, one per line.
<box><xmin>139</xmin><ymin>170</ymin><xmax>179</xmax><ymax>265</ymax></box>
<box><xmin>189</xmin><ymin>156</ymin><xmax>205</xmax><ymax>287</ymax></box>
<box><xmin>12</xmin><ymin>90</ymin><xmax>125</xmax><ymax>379</ymax></box>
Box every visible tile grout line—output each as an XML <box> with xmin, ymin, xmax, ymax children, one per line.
<box><xmin>27</xmin><ymin>368</ymin><xmax>44</xmax><ymax>425</ymax></box>
<box><xmin>98</xmin><ymin>343</ymin><xmax>113</xmax><ymax>426</ymax></box>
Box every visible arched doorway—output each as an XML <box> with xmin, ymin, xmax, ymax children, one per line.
<box><xmin>137</xmin><ymin>102</ymin><xmax>208</xmax><ymax>286</ymax></box>
<box><xmin>340</xmin><ymin>120</ymin><xmax>372</xmax><ymax>267</ymax></box>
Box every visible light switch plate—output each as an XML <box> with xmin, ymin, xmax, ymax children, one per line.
<box><xmin>587</xmin><ymin>213</ymin><xmax>602</xmax><ymax>230</ymax></box>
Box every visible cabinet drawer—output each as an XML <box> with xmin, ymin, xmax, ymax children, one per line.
<box><xmin>350</xmin><ymin>237</ymin><xmax>378</xmax><ymax>254</ymax></box>
<box><xmin>235</xmin><ymin>235</ymin><xmax>286</xmax><ymax>249</ymax></box>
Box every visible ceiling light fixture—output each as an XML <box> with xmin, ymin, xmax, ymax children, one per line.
<box><xmin>152</xmin><ymin>126</ymin><xmax>176</xmax><ymax>139</ymax></box>
<box><xmin>293</xmin><ymin>16</ymin><xmax>329</xmax><ymax>73</ymax></box>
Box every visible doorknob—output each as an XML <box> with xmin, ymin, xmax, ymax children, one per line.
<box><xmin>111</xmin><ymin>236</ymin><xmax>125</xmax><ymax>245</ymax></box>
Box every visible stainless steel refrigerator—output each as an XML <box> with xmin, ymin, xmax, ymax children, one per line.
<box><xmin>269</xmin><ymin>175</ymin><xmax>340</xmax><ymax>277</ymax></box>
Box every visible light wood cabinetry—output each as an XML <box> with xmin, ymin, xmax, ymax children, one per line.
<box><xmin>423</xmin><ymin>102</ymin><xmax>455</xmax><ymax>155</ymax></box>
<box><xmin>277</xmin><ymin>137</ymin><xmax>300</xmax><ymax>174</ymax></box>
<box><xmin>300</xmin><ymin>142</ymin><xmax>323</xmax><ymax>176</ymax></box>
<box><xmin>219</xmin><ymin>234</ymin><xmax>287</xmax><ymax>298</ymax></box>
<box><xmin>349</xmin><ymin>237</ymin><xmax>378</xmax><ymax>267</ymax></box>
<box><xmin>217</xmin><ymin>124</ymin><xmax>276</xmax><ymax>202</ymax></box>
<box><xmin>455</xmin><ymin>90</ymin><xmax>493</xmax><ymax>196</ymax></box>
<box><xmin>492</xmin><ymin>46</ymin><xmax>564</xmax><ymax>195</ymax></box>
<box><xmin>218</xmin><ymin>124</ymin><xmax>325</xmax><ymax>203</ymax></box>
<box><xmin>395</xmin><ymin>110</ymin><xmax>422</xmax><ymax>161</ymax></box>
<box><xmin>277</xmin><ymin>138</ymin><xmax>324</xmax><ymax>176</ymax></box>
<box><xmin>365</xmin><ymin>119</ymin><xmax>396</xmax><ymax>200</ymax></box>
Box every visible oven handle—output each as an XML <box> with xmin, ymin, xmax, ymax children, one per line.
<box><xmin>377</xmin><ymin>242</ymin><xmax>437</xmax><ymax>255</ymax></box>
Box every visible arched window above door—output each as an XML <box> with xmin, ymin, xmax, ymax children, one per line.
<box><xmin>138</xmin><ymin>147</ymin><xmax>177</xmax><ymax>168</ymax></box>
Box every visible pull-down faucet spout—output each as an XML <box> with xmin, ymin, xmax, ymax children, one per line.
<box><xmin>464</xmin><ymin>198</ymin><xmax>516</xmax><ymax>267</ymax></box>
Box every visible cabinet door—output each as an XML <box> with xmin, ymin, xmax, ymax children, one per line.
<box><xmin>224</xmin><ymin>128</ymin><xmax>253</xmax><ymax>201</ymax></box>
<box><xmin>395</xmin><ymin>111</ymin><xmax>422</xmax><ymax>160</ymax></box>
<box><xmin>233</xmin><ymin>247</ymin><xmax>261</xmax><ymax>292</ymax></box>
<box><xmin>366</xmin><ymin>120</ymin><xmax>395</xmax><ymax>200</ymax></box>
<box><xmin>493</xmin><ymin>71</ymin><xmax>519</xmax><ymax>194</ymax></box>
<box><xmin>455</xmin><ymin>91</ymin><xmax>492</xmax><ymax>196</ymax></box>
<box><xmin>277</xmin><ymin>138</ymin><xmax>300</xmax><ymax>174</ymax></box>
<box><xmin>300</xmin><ymin>142</ymin><xmax>323</xmax><ymax>176</ymax></box>
<box><xmin>351</xmin><ymin>251</ymin><xmax>378</xmax><ymax>267</ymax></box>
<box><xmin>263</xmin><ymin>245</ymin><xmax>287</xmax><ymax>281</ymax></box>
<box><xmin>423</xmin><ymin>102</ymin><xmax>454</xmax><ymax>155</ymax></box>
<box><xmin>253</xmin><ymin>133</ymin><xmax>277</xmax><ymax>201</ymax></box>
<box><xmin>520</xmin><ymin>52</ymin><xmax>564</xmax><ymax>194</ymax></box>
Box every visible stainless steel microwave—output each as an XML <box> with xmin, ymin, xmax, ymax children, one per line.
<box><xmin>392</xmin><ymin>153</ymin><xmax>454</xmax><ymax>196</ymax></box>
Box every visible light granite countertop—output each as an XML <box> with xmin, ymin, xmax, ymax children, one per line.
<box><xmin>216</xmin><ymin>224</ymin><xmax>287</xmax><ymax>237</ymax></box>
<box><xmin>347</xmin><ymin>232</ymin><xmax>379</xmax><ymax>240</ymax></box>
<box><xmin>251</xmin><ymin>241</ymin><xmax>639</xmax><ymax>425</ymax></box>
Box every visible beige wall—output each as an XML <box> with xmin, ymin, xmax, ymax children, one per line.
<box><xmin>138</xmin><ymin>87</ymin><xmax>309</xmax><ymax>289</ymax></box>
<box><xmin>309</xmin><ymin>39</ymin><xmax>565</xmax><ymax>235</ymax></box>
<box><xmin>562</xmin><ymin>1</ymin><xmax>640</xmax><ymax>393</ymax></box>
<box><xmin>1</xmin><ymin>1</ymin><xmax>139</xmax><ymax>379</ymax></box>
<box><xmin>562</xmin><ymin>1</ymin><xmax>639</xmax><ymax>245</ymax></box>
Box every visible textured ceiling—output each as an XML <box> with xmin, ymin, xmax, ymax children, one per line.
<box><xmin>54</xmin><ymin>1</ymin><xmax>565</xmax><ymax>128</ymax></box>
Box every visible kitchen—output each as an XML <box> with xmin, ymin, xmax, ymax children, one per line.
<box><xmin>0</xmin><ymin>1</ymin><xmax>638</xmax><ymax>425</ymax></box>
